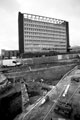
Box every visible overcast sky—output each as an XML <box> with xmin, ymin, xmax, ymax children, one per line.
<box><xmin>0</xmin><ymin>0</ymin><xmax>80</xmax><ymax>53</ymax></box>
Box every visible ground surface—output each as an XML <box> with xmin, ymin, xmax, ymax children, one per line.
<box><xmin>0</xmin><ymin>58</ymin><xmax>79</xmax><ymax>120</ymax></box>
<box><xmin>15</xmin><ymin>65</ymin><xmax>80</xmax><ymax>120</ymax></box>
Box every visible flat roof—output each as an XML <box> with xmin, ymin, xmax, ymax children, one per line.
<box><xmin>22</xmin><ymin>12</ymin><xmax>66</xmax><ymax>25</ymax></box>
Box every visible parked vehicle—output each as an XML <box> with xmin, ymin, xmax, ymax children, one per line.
<box><xmin>1</xmin><ymin>59</ymin><xmax>22</xmax><ymax>67</ymax></box>
<box><xmin>54</xmin><ymin>100</ymin><xmax>72</xmax><ymax>118</ymax></box>
<box><xmin>71</xmin><ymin>77</ymin><xmax>80</xmax><ymax>83</ymax></box>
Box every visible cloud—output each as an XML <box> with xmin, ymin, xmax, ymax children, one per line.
<box><xmin>0</xmin><ymin>0</ymin><xmax>20</xmax><ymax>13</ymax></box>
<box><xmin>0</xmin><ymin>0</ymin><xmax>80</xmax><ymax>54</ymax></box>
<box><xmin>0</xmin><ymin>0</ymin><xmax>20</xmax><ymax>53</ymax></box>
<box><xmin>0</xmin><ymin>8</ymin><xmax>18</xmax><ymax>54</ymax></box>
<box><xmin>19</xmin><ymin>0</ymin><xmax>80</xmax><ymax>47</ymax></box>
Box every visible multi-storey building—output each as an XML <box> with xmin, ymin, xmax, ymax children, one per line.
<box><xmin>1</xmin><ymin>49</ymin><xmax>19</xmax><ymax>59</ymax></box>
<box><xmin>18</xmin><ymin>12</ymin><xmax>69</xmax><ymax>54</ymax></box>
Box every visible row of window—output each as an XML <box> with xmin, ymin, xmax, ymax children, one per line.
<box><xmin>24</xmin><ymin>27</ymin><xmax>66</xmax><ymax>32</ymax></box>
<box><xmin>24</xmin><ymin>46</ymin><xmax>67</xmax><ymax>49</ymax></box>
<box><xmin>24</xmin><ymin>31</ymin><xmax>66</xmax><ymax>35</ymax></box>
<box><xmin>24</xmin><ymin>47</ymin><xmax>66</xmax><ymax>51</ymax></box>
<box><xmin>24</xmin><ymin>43</ymin><xmax>66</xmax><ymax>47</ymax></box>
<box><xmin>24</xmin><ymin>39</ymin><xmax>66</xmax><ymax>44</ymax></box>
<box><xmin>24</xmin><ymin>34</ymin><xmax>66</xmax><ymax>38</ymax></box>
<box><xmin>24</xmin><ymin>23</ymin><xmax>66</xmax><ymax>30</ymax></box>
<box><xmin>24</xmin><ymin>31</ymin><xmax>66</xmax><ymax>36</ymax></box>
<box><xmin>24</xmin><ymin>44</ymin><xmax>66</xmax><ymax>48</ymax></box>
<box><xmin>24</xmin><ymin>39</ymin><xmax>66</xmax><ymax>43</ymax></box>
<box><xmin>24</xmin><ymin>41</ymin><xmax>66</xmax><ymax>45</ymax></box>
<box><xmin>24</xmin><ymin>35</ymin><xmax>66</xmax><ymax>39</ymax></box>
<box><xmin>24</xmin><ymin>29</ymin><xmax>66</xmax><ymax>34</ymax></box>
<box><xmin>24</xmin><ymin>19</ymin><xmax>66</xmax><ymax>27</ymax></box>
<box><xmin>24</xmin><ymin>32</ymin><xmax>66</xmax><ymax>36</ymax></box>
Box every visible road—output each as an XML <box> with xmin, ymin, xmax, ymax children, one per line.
<box><xmin>15</xmin><ymin>65</ymin><xmax>78</xmax><ymax>120</ymax></box>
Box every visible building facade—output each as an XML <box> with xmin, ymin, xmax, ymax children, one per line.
<box><xmin>18</xmin><ymin>12</ymin><xmax>69</xmax><ymax>54</ymax></box>
<box><xmin>1</xmin><ymin>49</ymin><xmax>19</xmax><ymax>59</ymax></box>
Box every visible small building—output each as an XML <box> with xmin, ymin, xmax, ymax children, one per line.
<box><xmin>1</xmin><ymin>49</ymin><xmax>19</xmax><ymax>59</ymax></box>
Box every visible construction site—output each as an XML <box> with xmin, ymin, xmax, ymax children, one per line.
<box><xmin>0</xmin><ymin>11</ymin><xmax>80</xmax><ymax>120</ymax></box>
<box><xmin>0</xmin><ymin>54</ymin><xmax>80</xmax><ymax>120</ymax></box>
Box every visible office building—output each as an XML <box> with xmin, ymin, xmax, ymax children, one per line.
<box><xmin>18</xmin><ymin>12</ymin><xmax>69</xmax><ymax>54</ymax></box>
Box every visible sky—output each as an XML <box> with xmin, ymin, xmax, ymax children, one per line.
<box><xmin>0</xmin><ymin>0</ymin><xmax>80</xmax><ymax>53</ymax></box>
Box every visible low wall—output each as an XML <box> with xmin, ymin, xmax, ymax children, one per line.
<box><xmin>22</xmin><ymin>53</ymin><xmax>79</xmax><ymax>65</ymax></box>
